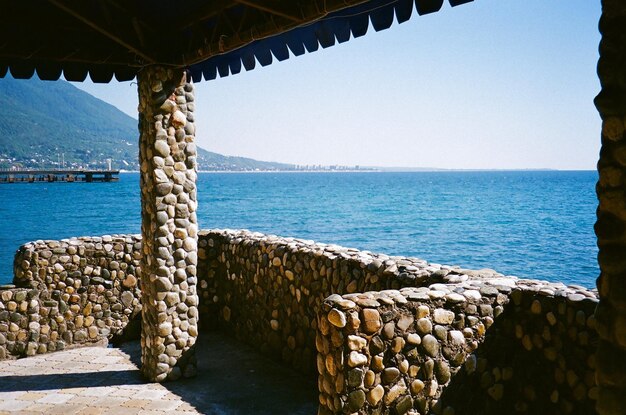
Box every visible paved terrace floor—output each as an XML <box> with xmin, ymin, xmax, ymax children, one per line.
<box><xmin>0</xmin><ymin>333</ymin><xmax>318</xmax><ymax>415</ymax></box>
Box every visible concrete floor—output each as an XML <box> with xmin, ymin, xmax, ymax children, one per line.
<box><xmin>0</xmin><ymin>333</ymin><xmax>318</xmax><ymax>415</ymax></box>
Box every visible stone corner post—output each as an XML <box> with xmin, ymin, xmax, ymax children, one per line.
<box><xmin>594</xmin><ymin>1</ymin><xmax>626</xmax><ymax>413</ymax></box>
<box><xmin>137</xmin><ymin>66</ymin><xmax>199</xmax><ymax>382</ymax></box>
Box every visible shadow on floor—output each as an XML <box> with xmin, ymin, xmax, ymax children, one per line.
<box><xmin>0</xmin><ymin>369</ymin><xmax>144</xmax><ymax>392</ymax></box>
<box><xmin>154</xmin><ymin>332</ymin><xmax>318</xmax><ymax>415</ymax></box>
<box><xmin>0</xmin><ymin>332</ymin><xmax>317</xmax><ymax>414</ymax></box>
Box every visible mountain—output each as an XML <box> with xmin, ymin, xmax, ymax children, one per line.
<box><xmin>0</xmin><ymin>76</ymin><xmax>294</xmax><ymax>171</ymax></box>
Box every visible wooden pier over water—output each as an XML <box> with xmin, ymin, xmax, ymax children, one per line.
<box><xmin>0</xmin><ymin>169</ymin><xmax>120</xmax><ymax>183</ymax></box>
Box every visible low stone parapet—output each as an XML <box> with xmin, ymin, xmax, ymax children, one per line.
<box><xmin>1</xmin><ymin>235</ymin><xmax>143</xmax><ymax>359</ymax></box>
<box><xmin>196</xmin><ymin>229</ymin><xmax>598</xmax><ymax>414</ymax></box>
<box><xmin>317</xmin><ymin>279</ymin><xmax>598</xmax><ymax>414</ymax></box>
<box><xmin>197</xmin><ymin>229</ymin><xmax>465</xmax><ymax>372</ymax></box>
<box><xmin>1</xmin><ymin>229</ymin><xmax>600</xmax><ymax>415</ymax></box>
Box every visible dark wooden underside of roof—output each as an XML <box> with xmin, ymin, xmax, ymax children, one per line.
<box><xmin>0</xmin><ymin>0</ymin><xmax>472</xmax><ymax>83</ymax></box>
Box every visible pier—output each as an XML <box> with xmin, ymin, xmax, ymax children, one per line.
<box><xmin>0</xmin><ymin>169</ymin><xmax>120</xmax><ymax>183</ymax></box>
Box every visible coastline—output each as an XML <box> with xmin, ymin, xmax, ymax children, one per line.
<box><xmin>117</xmin><ymin>168</ymin><xmax>595</xmax><ymax>174</ymax></box>
<box><xmin>119</xmin><ymin>169</ymin><xmax>381</xmax><ymax>174</ymax></box>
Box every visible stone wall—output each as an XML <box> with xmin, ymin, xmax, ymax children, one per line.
<box><xmin>197</xmin><ymin>229</ymin><xmax>454</xmax><ymax>373</ymax></box>
<box><xmin>0</xmin><ymin>235</ymin><xmax>142</xmax><ymax>359</ymax></box>
<box><xmin>2</xmin><ymin>229</ymin><xmax>600</xmax><ymax>415</ymax></box>
<box><xmin>594</xmin><ymin>1</ymin><xmax>626</xmax><ymax>414</ymax></box>
<box><xmin>318</xmin><ymin>281</ymin><xmax>598</xmax><ymax>415</ymax></box>
<box><xmin>197</xmin><ymin>229</ymin><xmax>599</xmax><ymax>415</ymax></box>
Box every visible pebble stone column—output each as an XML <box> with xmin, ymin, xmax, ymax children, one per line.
<box><xmin>137</xmin><ymin>66</ymin><xmax>199</xmax><ymax>382</ymax></box>
<box><xmin>594</xmin><ymin>1</ymin><xmax>626</xmax><ymax>413</ymax></box>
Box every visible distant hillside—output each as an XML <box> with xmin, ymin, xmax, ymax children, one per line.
<box><xmin>0</xmin><ymin>76</ymin><xmax>294</xmax><ymax>171</ymax></box>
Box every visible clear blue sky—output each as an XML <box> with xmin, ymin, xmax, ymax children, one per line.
<box><xmin>75</xmin><ymin>0</ymin><xmax>602</xmax><ymax>170</ymax></box>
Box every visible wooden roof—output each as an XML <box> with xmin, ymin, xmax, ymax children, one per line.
<box><xmin>0</xmin><ymin>0</ymin><xmax>472</xmax><ymax>83</ymax></box>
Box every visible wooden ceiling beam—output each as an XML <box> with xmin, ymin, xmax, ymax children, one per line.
<box><xmin>0</xmin><ymin>25</ymin><xmax>135</xmax><ymax>66</ymax></box>
<box><xmin>1</xmin><ymin>0</ymin><xmax>378</xmax><ymax>69</ymax></box>
<box><xmin>176</xmin><ymin>0</ymin><xmax>238</xmax><ymax>30</ymax></box>
<box><xmin>0</xmin><ymin>50</ymin><xmax>138</xmax><ymax>67</ymax></box>
<box><xmin>106</xmin><ymin>1</ymin><xmax>159</xmax><ymax>45</ymax></box>
<box><xmin>233</xmin><ymin>0</ymin><xmax>302</xmax><ymax>23</ymax></box>
<box><xmin>132</xmin><ymin>18</ymin><xmax>147</xmax><ymax>48</ymax></box>
<box><xmin>176</xmin><ymin>0</ymin><xmax>373</xmax><ymax>66</ymax></box>
<box><xmin>45</xmin><ymin>0</ymin><xmax>156</xmax><ymax>65</ymax></box>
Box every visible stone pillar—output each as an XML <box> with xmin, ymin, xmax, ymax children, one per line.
<box><xmin>594</xmin><ymin>1</ymin><xmax>626</xmax><ymax>413</ymax></box>
<box><xmin>137</xmin><ymin>66</ymin><xmax>199</xmax><ymax>382</ymax></box>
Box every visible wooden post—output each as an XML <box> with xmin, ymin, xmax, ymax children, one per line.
<box><xmin>137</xmin><ymin>66</ymin><xmax>199</xmax><ymax>382</ymax></box>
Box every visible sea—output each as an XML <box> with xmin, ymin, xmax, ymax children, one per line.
<box><xmin>0</xmin><ymin>171</ymin><xmax>599</xmax><ymax>288</ymax></box>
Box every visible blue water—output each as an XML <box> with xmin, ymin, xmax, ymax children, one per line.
<box><xmin>0</xmin><ymin>171</ymin><xmax>599</xmax><ymax>287</ymax></box>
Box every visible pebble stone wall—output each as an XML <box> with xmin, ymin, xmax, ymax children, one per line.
<box><xmin>197</xmin><ymin>229</ymin><xmax>599</xmax><ymax>414</ymax></box>
<box><xmin>197</xmin><ymin>229</ymin><xmax>454</xmax><ymax>373</ymax></box>
<box><xmin>137</xmin><ymin>66</ymin><xmax>199</xmax><ymax>382</ymax></box>
<box><xmin>318</xmin><ymin>281</ymin><xmax>598</xmax><ymax>415</ymax></box>
<box><xmin>594</xmin><ymin>1</ymin><xmax>626</xmax><ymax>414</ymax></box>
<box><xmin>2</xmin><ymin>229</ymin><xmax>601</xmax><ymax>414</ymax></box>
<box><xmin>0</xmin><ymin>235</ymin><xmax>142</xmax><ymax>359</ymax></box>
